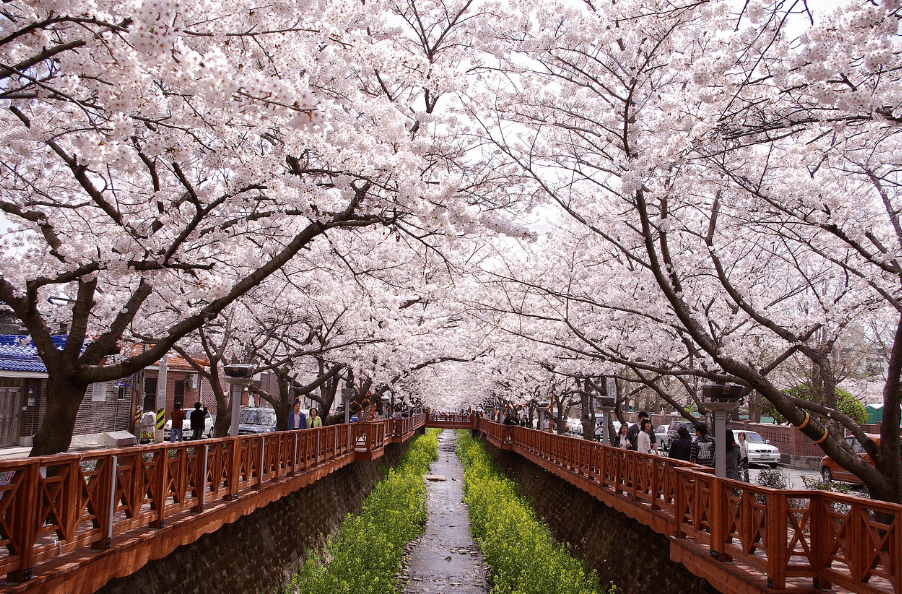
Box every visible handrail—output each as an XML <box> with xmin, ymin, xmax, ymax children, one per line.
<box><xmin>426</xmin><ymin>412</ymin><xmax>475</xmax><ymax>424</ymax></box>
<box><xmin>0</xmin><ymin>414</ymin><xmax>427</xmax><ymax>585</ymax></box>
<box><xmin>475</xmin><ymin>418</ymin><xmax>901</xmax><ymax>594</ymax></box>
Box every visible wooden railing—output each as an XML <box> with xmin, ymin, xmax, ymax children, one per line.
<box><xmin>476</xmin><ymin>419</ymin><xmax>901</xmax><ymax>594</ymax></box>
<box><xmin>0</xmin><ymin>414</ymin><xmax>426</xmax><ymax>587</ymax></box>
<box><xmin>425</xmin><ymin>412</ymin><xmax>476</xmax><ymax>425</ymax></box>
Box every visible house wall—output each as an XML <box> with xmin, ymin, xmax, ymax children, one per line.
<box><xmin>17</xmin><ymin>378</ymin><xmax>133</xmax><ymax>445</ymax></box>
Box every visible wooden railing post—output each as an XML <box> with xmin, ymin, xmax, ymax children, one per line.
<box><xmin>708</xmin><ymin>477</ymin><xmax>725</xmax><ymax>561</ymax></box>
<box><xmin>150</xmin><ymin>450</ymin><xmax>168</xmax><ymax>528</ymax></box>
<box><xmin>11</xmin><ymin>461</ymin><xmax>39</xmax><ymax>582</ymax></box>
<box><xmin>673</xmin><ymin>468</ymin><xmax>685</xmax><ymax>539</ymax></box>
<box><xmin>227</xmin><ymin>438</ymin><xmax>241</xmax><ymax>499</ymax></box>
<box><xmin>598</xmin><ymin>442</ymin><xmax>606</xmax><ymax>486</ymax></box>
<box><xmin>194</xmin><ymin>445</ymin><xmax>207</xmax><ymax>513</ymax></box>
<box><xmin>765</xmin><ymin>491</ymin><xmax>788</xmax><ymax>588</ymax></box>
<box><xmin>100</xmin><ymin>456</ymin><xmax>117</xmax><ymax>549</ymax></box>
<box><xmin>650</xmin><ymin>458</ymin><xmax>661</xmax><ymax>511</ymax></box>
<box><xmin>809</xmin><ymin>491</ymin><xmax>830</xmax><ymax>591</ymax></box>
<box><xmin>256</xmin><ymin>437</ymin><xmax>265</xmax><ymax>488</ymax></box>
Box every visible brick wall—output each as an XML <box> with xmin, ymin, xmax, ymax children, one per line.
<box><xmin>95</xmin><ymin>438</ymin><xmax>415</xmax><ymax>594</ymax></box>
<box><xmin>482</xmin><ymin>440</ymin><xmax>717</xmax><ymax>594</ymax></box>
<box><xmin>19</xmin><ymin>378</ymin><xmax>46</xmax><ymax>438</ymax></box>
<box><xmin>727</xmin><ymin>421</ymin><xmax>826</xmax><ymax>457</ymax></box>
<box><xmin>19</xmin><ymin>378</ymin><xmax>132</xmax><ymax>440</ymax></box>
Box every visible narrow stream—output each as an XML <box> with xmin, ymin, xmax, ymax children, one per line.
<box><xmin>402</xmin><ymin>430</ymin><xmax>489</xmax><ymax>594</ymax></box>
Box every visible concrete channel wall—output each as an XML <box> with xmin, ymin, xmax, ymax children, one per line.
<box><xmin>481</xmin><ymin>439</ymin><xmax>719</xmax><ymax>594</ymax></box>
<box><xmin>95</xmin><ymin>439</ymin><xmax>414</xmax><ymax>594</ymax></box>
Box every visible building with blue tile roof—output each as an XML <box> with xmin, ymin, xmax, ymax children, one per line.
<box><xmin>0</xmin><ymin>334</ymin><xmax>139</xmax><ymax>448</ymax></box>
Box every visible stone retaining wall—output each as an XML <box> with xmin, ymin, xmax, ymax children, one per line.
<box><xmin>482</xmin><ymin>439</ymin><xmax>718</xmax><ymax>594</ymax></box>
<box><xmin>96</xmin><ymin>438</ymin><xmax>415</xmax><ymax>594</ymax></box>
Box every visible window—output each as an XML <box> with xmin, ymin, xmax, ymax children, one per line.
<box><xmin>174</xmin><ymin>380</ymin><xmax>184</xmax><ymax>408</ymax></box>
<box><xmin>143</xmin><ymin>378</ymin><xmax>157</xmax><ymax>411</ymax></box>
<box><xmin>91</xmin><ymin>382</ymin><xmax>107</xmax><ymax>402</ymax></box>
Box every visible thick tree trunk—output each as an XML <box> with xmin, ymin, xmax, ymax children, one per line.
<box><xmin>209</xmin><ymin>371</ymin><xmax>231</xmax><ymax>438</ymax></box>
<box><xmin>213</xmin><ymin>403</ymin><xmax>232</xmax><ymax>438</ymax></box>
<box><xmin>875</xmin><ymin>316</ymin><xmax>902</xmax><ymax>505</ymax></box>
<box><xmin>31</xmin><ymin>376</ymin><xmax>89</xmax><ymax>456</ymax></box>
<box><xmin>748</xmin><ymin>391</ymin><xmax>762</xmax><ymax>423</ymax></box>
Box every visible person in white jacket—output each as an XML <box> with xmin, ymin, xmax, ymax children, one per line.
<box><xmin>637</xmin><ymin>418</ymin><xmax>654</xmax><ymax>454</ymax></box>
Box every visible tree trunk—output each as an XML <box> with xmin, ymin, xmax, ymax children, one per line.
<box><xmin>273</xmin><ymin>379</ymin><xmax>292</xmax><ymax>431</ymax></box>
<box><xmin>580</xmin><ymin>379</ymin><xmax>594</xmax><ymax>440</ymax></box>
<box><xmin>208</xmin><ymin>369</ymin><xmax>231</xmax><ymax>438</ymax></box>
<box><xmin>748</xmin><ymin>390</ymin><xmax>762</xmax><ymax>423</ymax></box>
<box><xmin>31</xmin><ymin>376</ymin><xmax>89</xmax><ymax>456</ymax></box>
<box><xmin>213</xmin><ymin>402</ymin><xmax>232</xmax><ymax>438</ymax></box>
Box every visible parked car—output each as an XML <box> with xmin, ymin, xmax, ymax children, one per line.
<box><xmin>164</xmin><ymin>408</ymin><xmax>214</xmax><ymax>440</ymax></box>
<box><xmin>566</xmin><ymin>418</ymin><xmax>582</xmax><ymax>434</ymax></box>
<box><xmin>732</xmin><ymin>430</ymin><xmax>781</xmax><ymax>468</ymax></box>
<box><xmin>595</xmin><ymin>420</ymin><xmax>622</xmax><ymax>442</ymax></box>
<box><xmin>654</xmin><ymin>424</ymin><xmax>670</xmax><ymax>452</ymax></box>
<box><xmin>237</xmin><ymin>407</ymin><xmax>278</xmax><ymax>435</ymax></box>
<box><xmin>820</xmin><ymin>434</ymin><xmax>881</xmax><ymax>484</ymax></box>
<box><xmin>666</xmin><ymin>419</ymin><xmax>698</xmax><ymax>446</ymax></box>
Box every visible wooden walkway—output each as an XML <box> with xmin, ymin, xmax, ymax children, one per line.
<box><xmin>471</xmin><ymin>418</ymin><xmax>900</xmax><ymax>594</ymax></box>
<box><xmin>0</xmin><ymin>415</ymin><xmax>425</xmax><ymax>594</ymax></box>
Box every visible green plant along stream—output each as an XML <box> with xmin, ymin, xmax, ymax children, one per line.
<box><xmin>456</xmin><ymin>431</ymin><xmax>616</xmax><ymax>594</ymax></box>
<box><xmin>286</xmin><ymin>429</ymin><xmax>439</xmax><ymax>594</ymax></box>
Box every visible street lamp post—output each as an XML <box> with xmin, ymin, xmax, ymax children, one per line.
<box><xmin>702</xmin><ymin>384</ymin><xmax>743</xmax><ymax>478</ymax></box>
<box><xmin>224</xmin><ymin>365</ymin><xmax>255</xmax><ymax>437</ymax></box>
<box><xmin>596</xmin><ymin>396</ymin><xmax>616</xmax><ymax>445</ymax></box>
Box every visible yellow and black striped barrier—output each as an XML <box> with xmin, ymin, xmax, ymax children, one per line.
<box><xmin>156</xmin><ymin>408</ymin><xmax>165</xmax><ymax>431</ymax></box>
<box><xmin>134</xmin><ymin>409</ymin><xmax>142</xmax><ymax>428</ymax></box>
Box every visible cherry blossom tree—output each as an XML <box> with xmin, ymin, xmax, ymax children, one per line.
<box><xmin>473</xmin><ymin>0</ymin><xmax>902</xmax><ymax>501</ymax></box>
<box><xmin>0</xmin><ymin>0</ymin><xmax>529</xmax><ymax>455</ymax></box>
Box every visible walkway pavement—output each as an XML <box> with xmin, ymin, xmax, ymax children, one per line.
<box><xmin>402</xmin><ymin>430</ymin><xmax>489</xmax><ymax>594</ymax></box>
<box><xmin>0</xmin><ymin>436</ymin><xmax>109</xmax><ymax>460</ymax></box>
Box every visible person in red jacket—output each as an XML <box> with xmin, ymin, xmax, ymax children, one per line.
<box><xmin>169</xmin><ymin>403</ymin><xmax>187</xmax><ymax>442</ymax></box>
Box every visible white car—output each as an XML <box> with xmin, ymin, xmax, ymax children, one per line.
<box><xmin>566</xmin><ymin>418</ymin><xmax>582</xmax><ymax>434</ymax></box>
<box><xmin>654</xmin><ymin>424</ymin><xmax>670</xmax><ymax>452</ymax></box>
<box><xmin>594</xmin><ymin>420</ymin><xmax>621</xmax><ymax>441</ymax></box>
<box><xmin>164</xmin><ymin>408</ymin><xmax>214</xmax><ymax>440</ymax></box>
<box><xmin>733</xmin><ymin>430</ymin><xmax>781</xmax><ymax>468</ymax></box>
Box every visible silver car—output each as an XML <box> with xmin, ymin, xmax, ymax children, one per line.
<box><xmin>654</xmin><ymin>424</ymin><xmax>670</xmax><ymax>452</ymax></box>
<box><xmin>163</xmin><ymin>408</ymin><xmax>214</xmax><ymax>440</ymax></box>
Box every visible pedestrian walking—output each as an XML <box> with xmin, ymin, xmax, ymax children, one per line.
<box><xmin>668</xmin><ymin>426</ymin><xmax>693</xmax><ymax>461</ymax></box>
<box><xmin>626</xmin><ymin>411</ymin><xmax>656</xmax><ymax>451</ymax></box>
<box><xmin>190</xmin><ymin>402</ymin><xmax>206</xmax><ymax>440</ymax></box>
<box><xmin>169</xmin><ymin>402</ymin><xmax>187</xmax><ymax>442</ymax></box>
<box><xmin>738</xmin><ymin>432</ymin><xmax>749</xmax><ymax>481</ymax></box>
<box><xmin>307</xmin><ymin>407</ymin><xmax>323</xmax><ymax>428</ymax></box>
<box><xmin>725</xmin><ymin>430</ymin><xmax>741</xmax><ymax>480</ymax></box>
<box><xmin>637</xmin><ymin>418</ymin><xmax>654</xmax><ymax>454</ymax></box>
<box><xmin>617</xmin><ymin>424</ymin><xmax>629</xmax><ymax>448</ymax></box>
<box><xmin>690</xmin><ymin>422</ymin><xmax>715</xmax><ymax>467</ymax></box>
<box><xmin>288</xmin><ymin>402</ymin><xmax>307</xmax><ymax>430</ymax></box>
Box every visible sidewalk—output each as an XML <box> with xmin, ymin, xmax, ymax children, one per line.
<box><xmin>0</xmin><ymin>435</ymin><xmax>112</xmax><ymax>461</ymax></box>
